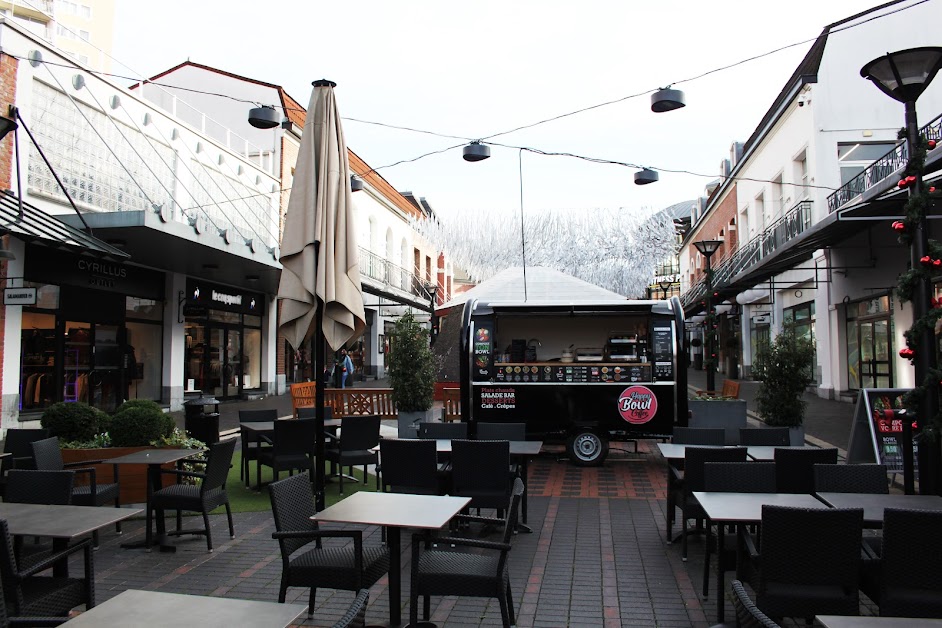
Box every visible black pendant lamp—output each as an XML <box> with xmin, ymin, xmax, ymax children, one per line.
<box><xmin>651</xmin><ymin>87</ymin><xmax>686</xmax><ymax>113</ymax></box>
<box><xmin>248</xmin><ymin>105</ymin><xmax>281</xmax><ymax>129</ymax></box>
<box><xmin>350</xmin><ymin>175</ymin><xmax>364</xmax><ymax>192</ymax></box>
<box><xmin>463</xmin><ymin>141</ymin><xmax>490</xmax><ymax>162</ymax></box>
<box><xmin>634</xmin><ymin>168</ymin><xmax>659</xmax><ymax>185</ymax></box>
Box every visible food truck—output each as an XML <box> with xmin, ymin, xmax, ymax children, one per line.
<box><xmin>459</xmin><ymin>297</ymin><xmax>687</xmax><ymax>465</ymax></box>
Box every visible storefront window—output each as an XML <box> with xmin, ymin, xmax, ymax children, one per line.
<box><xmin>243</xmin><ymin>328</ymin><xmax>261</xmax><ymax>389</ymax></box>
<box><xmin>846</xmin><ymin>295</ymin><xmax>893</xmax><ymax>390</ymax></box>
<box><xmin>126</xmin><ymin>321</ymin><xmax>161</xmax><ymax>400</ymax></box>
<box><xmin>126</xmin><ymin>296</ymin><xmax>162</xmax><ymax>321</ymax></box>
<box><xmin>20</xmin><ymin>311</ymin><xmax>56</xmax><ymax>411</ymax></box>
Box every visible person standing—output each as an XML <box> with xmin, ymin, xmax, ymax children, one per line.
<box><xmin>340</xmin><ymin>349</ymin><xmax>354</xmax><ymax>388</ymax></box>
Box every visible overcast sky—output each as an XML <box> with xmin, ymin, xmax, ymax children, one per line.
<box><xmin>112</xmin><ymin>0</ymin><xmax>888</xmax><ymax>218</ymax></box>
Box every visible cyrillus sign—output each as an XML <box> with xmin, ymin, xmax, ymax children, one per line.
<box><xmin>617</xmin><ymin>386</ymin><xmax>658</xmax><ymax>425</ymax></box>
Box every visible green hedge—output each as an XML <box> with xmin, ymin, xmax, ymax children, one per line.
<box><xmin>110</xmin><ymin>404</ymin><xmax>175</xmax><ymax>447</ymax></box>
<box><xmin>40</xmin><ymin>402</ymin><xmax>109</xmax><ymax>442</ymax></box>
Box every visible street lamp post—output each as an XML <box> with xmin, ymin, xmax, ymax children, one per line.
<box><xmin>426</xmin><ymin>282</ymin><xmax>440</xmax><ymax>344</ymax></box>
<box><xmin>861</xmin><ymin>47</ymin><xmax>942</xmax><ymax>495</ymax></box>
<box><xmin>694</xmin><ymin>240</ymin><xmax>723</xmax><ymax>393</ymax></box>
<box><xmin>659</xmin><ymin>279</ymin><xmax>673</xmax><ymax>300</ymax></box>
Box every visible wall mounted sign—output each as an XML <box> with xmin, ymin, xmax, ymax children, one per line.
<box><xmin>4</xmin><ymin>287</ymin><xmax>36</xmax><ymax>305</ymax></box>
<box><xmin>185</xmin><ymin>278</ymin><xmax>264</xmax><ymax>316</ymax></box>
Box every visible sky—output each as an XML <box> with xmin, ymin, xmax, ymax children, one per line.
<box><xmin>110</xmin><ymin>0</ymin><xmax>889</xmax><ymax>220</ymax></box>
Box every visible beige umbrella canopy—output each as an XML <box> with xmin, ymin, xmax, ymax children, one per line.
<box><xmin>278</xmin><ymin>80</ymin><xmax>365</xmax><ymax>352</ymax></box>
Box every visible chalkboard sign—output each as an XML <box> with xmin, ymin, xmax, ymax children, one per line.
<box><xmin>846</xmin><ymin>388</ymin><xmax>919</xmax><ymax>481</ymax></box>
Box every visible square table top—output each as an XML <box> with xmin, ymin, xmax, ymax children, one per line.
<box><xmin>103</xmin><ymin>448</ymin><xmax>202</xmax><ymax>465</ymax></box>
<box><xmin>656</xmin><ymin>443</ymin><xmax>730</xmax><ymax>460</ymax></box>
<box><xmin>816</xmin><ymin>616</ymin><xmax>942</xmax><ymax>627</ymax></box>
<box><xmin>241</xmin><ymin>419</ymin><xmax>341</xmax><ymax>433</ymax></box>
<box><xmin>0</xmin><ymin>502</ymin><xmax>142</xmax><ymax>538</ymax></box>
<box><xmin>60</xmin><ymin>589</ymin><xmax>307</xmax><ymax>628</ymax></box>
<box><xmin>313</xmin><ymin>491</ymin><xmax>471</xmax><ymax>529</ymax></box>
<box><xmin>692</xmin><ymin>492</ymin><xmax>829</xmax><ymax>522</ymax></box>
<box><xmin>432</xmin><ymin>439</ymin><xmax>543</xmax><ymax>456</ymax></box>
<box><xmin>816</xmin><ymin>492</ymin><xmax>942</xmax><ymax>525</ymax></box>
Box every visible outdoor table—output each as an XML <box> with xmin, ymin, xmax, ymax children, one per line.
<box><xmin>816</xmin><ymin>492</ymin><xmax>942</xmax><ymax>526</ymax></box>
<box><xmin>0</xmin><ymin>502</ymin><xmax>141</xmax><ymax>576</ymax></box>
<box><xmin>313</xmin><ymin>491</ymin><xmax>470</xmax><ymax>627</ymax></box>
<box><xmin>816</xmin><ymin>616</ymin><xmax>942</xmax><ymax>627</ymax></box>
<box><xmin>655</xmin><ymin>442</ymin><xmax>727</xmax><ymax>461</ymax></box>
<box><xmin>103</xmin><ymin>448</ymin><xmax>201</xmax><ymax>552</ymax></box>
<box><xmin>745</xmin><ymin>445</ymin><xmax>819</xmax><ymax>461</ymax></box>
<box><xmin>692</xmin><ymin>491</ymin><xmax>829</xmax><ymax>623</ymax></box>
<box><xmin>61</xmin><ymin>589</ymin><xmax>307</xmax><ymax>627</ymax></box>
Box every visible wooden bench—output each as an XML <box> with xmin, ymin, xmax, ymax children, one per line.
<box><xmin>696</xmin><ymin>379</ymin><xmax>741</xmax><ymax>399</ymax></box>
<box><xmin>324</xmin><ymin>388</ymin><xmax>397</xmax><ymax>419</ymax></box>
<box><xmin>442</xmin><ymin>388</ymin><xmax>461</xmax><ymax>422</ymax></box>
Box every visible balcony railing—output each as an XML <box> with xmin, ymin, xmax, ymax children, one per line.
<box><xmin>827</xmin><ymin>112</ymin><xmax>942</xmax><ymax>214</ymax></box>
<box><xmin>358</xmin><ymin>247</ymin><xmax>437</xmax><ymax>306</ymax></box>
<box><xmin>681</xmin><ymin>200</ymin><xmax>813</xmax><ymax>309</ymax></box>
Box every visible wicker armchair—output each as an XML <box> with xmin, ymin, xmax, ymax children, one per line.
<box><xmin>451</xmin><ymin>440</ymin><xmax>511</xmax><ymax>519</ymax></box>
<box><xmin>773</xmin><ymin>447</ymin><xmax>838</xmax><ymax>493</ymax></box>
<box><xmin>379</xmin><ymin>439</ymin><xmax>440</xmax><ymax>495</ymax></box>
<box><xmin>738</xmin><ymin>428</ymin><xmax>790</xmax><ymax>446</ymax></box>
<box><xmin>860</xmin><ymin>508</ymin><xmax>942</xmax><ymax>617</ymax></box>
<box><xmin>331</xmin><ymin>588</ymin><xmax>369</xmax><ymax>628</ymax></box>
<box><xmin>813</xmin><ymin>463</ymin><xmax>889</xmax><ymax>494</ymax></box>
<box><xmin>730</xmin><ymin>580</ymin><xmax>781</xmax><ymax>628</ymax></box>
<box><xmin>238</xmin><ymin>409</ymin><xmax>277</xmax><ymax>488</ymax></box>
<box><xmin>149</xmin><ymin>438</ymin><xmax>236</xmax><ymax>552</ymax></box>
<box><xmin>268</xmin><ymin>473</ymin><xmax>389</xmax><ymax>618</ymax></box>
<box><xmin>409</xmin><ymin>478</ymin><xmax>525</xmax><ymax>628</ymax></box>
<box><xmin>256</xmin><ymin>419</ymin><xmax>317</xmax><ymax>489</ymax></box>
<box><xmin>324</xmin><ymin>416</ymin><xmax>381</xmax><ymax>494</ymax></box>
<box><xmin>672</xmin><ymin>427</ymin><xmax>726</xmax><ymax>446</ymax></box>
<box><xmin>0</xmin><ymin>429</ymin><xmax>50</xmax><ymax>498</ymax></box>
<box><xmin>668</xmin><ymin>446</ymin><xmax>747</xmax><ymax>561</ymax></box>
<box><xmin>30</xmin><ymin>437</ymin><xmax>120</xmax><ymax>547</ymax></box>
<box><xmin>742</xmin><ymin>505</ymin><xmax>863</xmax><ymax>621</ymax></box>
<box><xmin>4</xmin><ymin>470</ymin><xmax>75</xmax><ymax>568</ymax></box>
<box><xmin>701</xmin><ymin>462</ymin><xmax>776</xmax><ymax>597</ymax></box>
<box><xmin>0</xmin><ymin>518</ymin><xmax>94</xmax><ymax>622</ymax></box>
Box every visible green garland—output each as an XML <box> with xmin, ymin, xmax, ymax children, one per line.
<box><xmin>894</xmin><ymin>132</ymin><xmax>942</xmax><ymax>438</ymax></box>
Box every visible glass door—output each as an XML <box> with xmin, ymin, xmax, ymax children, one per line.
<box><xmin>207</xmin><ymin>326</ymin><xmax>242</xmax><ymax>399</ymax></box>
<box><xmin>64</xmin><ymin>321</ymin><xmax>123</xmax><ymax>413</ymax></box>
<box><xmin>859</xmin><ymin>319</ymin><xmax>892</xmax><ymax>389</ymax></box>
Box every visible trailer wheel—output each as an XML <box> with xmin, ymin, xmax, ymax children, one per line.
<box><xmin>567</xmin><ymin>430</ymin><xmax>609</xmax><ymax>466</ymax></box>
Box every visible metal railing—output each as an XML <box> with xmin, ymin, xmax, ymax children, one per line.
<box><xmin>681</xmin><ymin>200</ymin><xmax>813</xmax><ymax>309</ymax></box>
<box><xmin>827</xmin><ymin>112</ymin><xmax>942</xmax><ymax>214</ymax></box>
<box><xmin>358</xmin><ymin>247</ymin><xmax>436</xmax><ymax>303</ymax></box>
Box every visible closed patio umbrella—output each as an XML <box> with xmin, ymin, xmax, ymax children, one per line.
<box><xmin>278</xmin><ymin>79</ymin><xmax>365</xmax><ymax>509</ymax></box>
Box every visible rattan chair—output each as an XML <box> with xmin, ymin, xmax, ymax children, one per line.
<box><xmin>0</xmin><ymin>518</ymin><xmax>94</xmax><ymax>622</ymax></box>
<box><xmin>773</xmin><ymin>447</ymin><xmax>838</xmax><ymax>493</ymax></box>
<box><xmin>729</xmin><ymin>580</ymin><xmax>781</xmax><ymax>628</ymax></box>
<box><xmin>860</xmin><ymin>508</ymin><xmax>942</xmax><ymax>617</ymax></box>
<box><xmin>672</xmin><ymin>427</ymin><xmax>726</xmax><ymax>446</ymax></box>
<box><xmin>813</xmin><ymin>463</ymin><xmax>889</xmax><ymax>494</ymax></box>
<box><xmin>238</xmin><ymin>408</ymin><xmax>278</xmax><ymax>487</ymax></box>
<box><xmin>738</xmin><ymin>428</ymin><xmax>790</xmax><ymax>446</ymax></box>
<box><xmin>0</xmin><ymin>429</ymin><xmax>50</xmax><ymax>497</ymax></box>
<box><xmin>148</xmin><ymin>438</ymin><xmax>236</xmax><ymax>552</ymax></box>
<box><xmin>324</xmin><ymin>416</ymin><xmax>381</xmax><ymax>494</ymax></box>
<box><xmin>451</xmin><ymin>439</ymin><xmax>511</xmax><ymax>518</ymax></box>
<box><xmin>331</xmin><ymin>588</ymin><xmax>369</xmax><ymax>628</ymax></box>
<box><xmin>379</xmin><ymin>439</ymin><xmax>440</xmax><ymax>495</ymax></box>
<box><xmin>409</xmin><ymin>477</ymin><xmax>525</xmax><ymax>628</ymax></box>
<box><xmin>670</xmin><ymin>447</ymin><xmax>748</xmax><ymax>563</ymax></box>
<box><xmin>4</xmin><ymin>470</ymin><xmax>75</xmax><ymax>569</ymax></box>
<box><xmin>268</xmin><ymin>473</ymin><xmax>389</xmax><ymax>618</ymax></box>
<box><xmin>701</xmin><ymin>462</ymin><xmax>776</xmax><ymax>597</ymax></box>
<box><xmin>742</xmin><ymin>505</ymin><xmax>863</xmax><ymax>621</ymax></box>
<box><xmin>30</xmin><ymin>437</ymin><xmax>120</xmax><ymax>547</ymax></box>
<box><xmin>256</xmin><ymin>418</ymin><xmax>317</xmax><ymax>489</ymax></box>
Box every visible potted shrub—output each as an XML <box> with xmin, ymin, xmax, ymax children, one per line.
<box><xmin>388</xmin><ymin>312</ymin><xmax>436</xmax><ymax>437</ymax></box>
<box><xmin>753</xmin><ymin>323</ymin><xmax>816</xmax><ymax>445</ymax></box>
<box><xmin>42</xmin><ymin>400</ymin><xmax>195</xmax><ymax>504</ymax></box>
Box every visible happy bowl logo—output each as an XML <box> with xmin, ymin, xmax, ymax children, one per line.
<box><xmin>617</xmin><ymin>386</ymin><xmax>658</xmax><ymax>425</ymax></box>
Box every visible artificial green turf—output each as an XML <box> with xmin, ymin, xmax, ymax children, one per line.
<box><xmin>214</xmin><ymin>451</ymin><xmax>379</xmax><ymax>514</ymax></box>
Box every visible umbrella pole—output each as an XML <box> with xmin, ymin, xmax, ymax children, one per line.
<box><xmin>313</xmin><ymin>243</ymin><xmax>327</xmax><ymax>512</ymax></box>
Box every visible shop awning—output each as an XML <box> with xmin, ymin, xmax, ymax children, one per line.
<box><xmin>0</xmin><ymin>191</ymin><xmax>129</xmax><ymax>260</ymax></box>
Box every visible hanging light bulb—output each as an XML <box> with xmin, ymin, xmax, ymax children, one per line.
<box><xmin>463</xmin><ymin>141</ymin><xmax>490</xmax><ymax>162</ymax></box>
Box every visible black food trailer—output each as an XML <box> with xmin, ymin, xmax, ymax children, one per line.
<box><xmin>459</xmin><ymin>297</ymin><xmax>687</xmax><ymax>465</ymax></box>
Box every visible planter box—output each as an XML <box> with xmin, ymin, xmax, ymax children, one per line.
<box><xmin>788</xmin><ymin>425</ymin><xmax>806</xmax><ymax>446</ymax></box>
<box><xmin>397</xmin><ymin>409</ymin><xmax>436</xmax><ymax>438</ymax></box>
<box><xmin>62</xmin><ymin>446</ymin><xmax>181</xmax><ymax>506</ymax></box>
<box><xmin>688</xmin><ymin>399</ymin><xmax>748</xmax><ymax>445</ymax></box>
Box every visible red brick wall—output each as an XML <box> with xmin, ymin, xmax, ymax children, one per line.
<box><xmin>690</xmin><ymin>185</ymin><xmax>738</xmax><ymax>280</ymax></box>
<box><xmin>0</xmin><ymin>53</ymin><xmax>19</xmax><ymax>390</ymax></box>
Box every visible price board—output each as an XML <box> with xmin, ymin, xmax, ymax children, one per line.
<box><xmin>846</xmin><ymin>388</ymin><xmax>918</xmax><ymax>481</ymax></box>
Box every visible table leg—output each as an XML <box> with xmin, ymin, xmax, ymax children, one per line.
<box><xmin>121</xmin><ymin>463</ymin><xmax>175</xmax><ymax>552</ymax></box>
<box><xmin>715</xmin><ymin>520</ymin><xmax>725</xmax><ymax>623</ymax></box>
<box><xmin>52</xmin><ymin>538</ymin><xmax>69</xmax><ymax>578</ymax></box>
<box><xmin>388</xmin><ymin>525</ymin><xmax>401</xmax><ymax>626</ymax></box>
<box><xmin>516</xmin><ymin>456</ymin><xmax>533</xmax><ymax>534</ymax></box>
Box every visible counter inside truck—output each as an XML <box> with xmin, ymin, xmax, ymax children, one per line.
<box><xmin>460</xmin><ymin>298</ymin><xmax>687</xmax><ymax>465</ymax></box>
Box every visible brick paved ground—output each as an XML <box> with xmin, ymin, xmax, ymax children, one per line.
<box><xmin>60</xmin><ymin>444</ymin><xmax>878</xmax><ymax>627</ymax></box>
